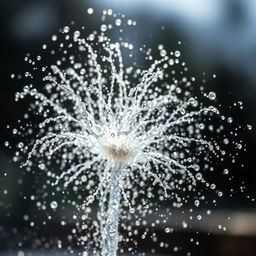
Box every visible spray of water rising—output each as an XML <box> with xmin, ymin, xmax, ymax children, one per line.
<box><xmin>14</xmin><ymin>9</ymin><xmax>228</xmax><ymax>256</ymax></box>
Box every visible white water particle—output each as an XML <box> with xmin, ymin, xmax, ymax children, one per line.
<box><xmin>101</xmin><ymin>24</ymin><xmax>107</xmax><ymax>32</ymax></box>
<box><xmin>87</xmin><ymin>8</ymin><xmax>94</xmax><ymax>15</ymax></box>
<box><xmin>52</xmin><ymin>35</ymin><xmax>57</xmax><ymax>41</ymax></box>
<box><xmin>223</xmin><ymin>169</ymin><xmax>229</xmax><ymax>175</ymax></box>
<box><xmin>50</xmin><ymin>201</ymin><xmax>58</xmax><ymax>209</ymax></box>
<box><xmin>115</xmin><ymin>19</ymin><xmax>122</xmax><ymax>26</ymax></box>
<box><xmin>174</xmin><ymin>50</ymin><xmax>181</xmax><ymax>57</ymax></box>
<box><xmin>208</xmin><ymin>91</ymin><xmax>216</xmax><ymax>100</ymax></box>
<box><xmin>63</xmin><ymin>26</ymin><xmax>70</xmax><ymax>33</ymax></box>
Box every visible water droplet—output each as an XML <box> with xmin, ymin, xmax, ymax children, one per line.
<box><xmin>174</xmin><ymin>50</ymin><xmax>181</xmax><ymax>57</ymax></box>
<box><xmin>129</xmin><ymin>208</ymin><xmax>135</xmax><ymax>214</ymax></box>
<box><xmin>81</xmin><ymin>175</ymin><xmax>87</xmax><ymax>182</ymax></box>
<box><xmin>188</xmin><ymin>97</ymin><xmax>196</xmax><ymax>105</ymax></box>
<box><xmin>227</xmin><ymin>117</ymin><xmax>233</xmax><ymax>123</ymax></box>
<box><xmin>101</xmin><ymin>24</ymin><xmax>107</xmax><ymax>32</ymax></box>
<box><xmin>223</xmin><ymin>169</ymin><xmax>229</xmax><ymax>175</ymax></box>
<box><xmin>52</xmin><ymin>35</ymin><xmax>57</xmax><ymax>41</ymax></box>
<box><xmin>160</xmin><ymin>49</ymin><xmax>167</xmax><ymax>57</ymax></box>
<box><xmin>223</xmin><ymin>138</ymin><xmax>229</xmax><ymax>144</ymax></box>
<box><xmin>169</xmin><ymin>59</ymin><xmax>174</xmax><ymax>65</ymax></box>
<box><xmin>218</xmin><ymin>191</ymin><xmax>223</xmax><ymax>197</ymax></box>
<box><xmin>182</xmin><ymin>221</ymin><xmax>188</xmax><ymax>228</ymax></box>
<box><xmin>208</xmin><ymin>91</ymin><xmax>216</xmax><ymax>100</ymax></box>
<box><xmin>194</xmin><ymin>200</ymin><xmax>200</xmax><ymax>207</ymax></box>
<box><xmin>195</xmin><ymin>173</ymin><xmax>202</xmax><ymax>180</ymax></box>
<box><xmin>74</xmin><ymin>31</ymin><xmax>81</xmax><ymax>38</ymax></box>
<box><xmin>165</xmin><ymin>227</ymin><xmax>170</xmax><ymax>233</ymax></box>
<box><xmin>88</xmin><ymin>34</ymin><xmax>95</xmax><ymax>41</ymax></box>
<box><xmin>87</xmin><ymin>8</ymin><xmax>94</xmax><ymax>15</ymax></box>
<box><xmin>63</xmin><ymin>26</ymin><xmax>70</xmax><ymax>33</ymax></box>
<box><xmin>127</xmin><ymin>19</ymin><xmax>133</xmax><ymax>25</ymax></box>
<box><xmin>18</xmin><ymin>142</ymin><xmax>24</xmax><ymax>148</ymax></box>
<box><xmin>236</xmin><ymin>143</ymin><xmax>242</xmax><ymax>149</ymax></box>
<box><xmin>210</xmin><ymin>184</ymin><xmax>216</xmax><ymax>190</ymax></box>
<box><xmin>115</xmin><ymin>19</ymin><xmax>122</xmax><ymax>26</ymax></box>
<box><xmin>50</xmin><ymin>201</ymin><xmax>58</xmax><ymax>209</ymax></box>
<box><xmin>107</xmin><ymin>9</ymin><xmax>113</xmax><ymax>15</ymax></box>
<box><xmin>247</xmin><ymin>124</ymin><xmax>252</xmax><ymax>130</ymax></box>
<box><xmin>197</xmin><ymin>215</ymin><xmax>202</xmax><ymax>220</ymax></box>
<box><xmin>193</xmin><ymin>164</ymin><xmax>200</xmax><ymax>171</ymax></box>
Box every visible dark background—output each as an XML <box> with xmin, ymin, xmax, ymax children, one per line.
<box><xmin>0</xmin><ymin>0</ymin><xmax>256</xmax><ymax>255</ymax></box>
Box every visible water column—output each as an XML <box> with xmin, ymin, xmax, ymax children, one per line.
<box><xmin>101</xmin><ymin>164</ymin><xmax>123</xmax><ymax>256</ymax></box>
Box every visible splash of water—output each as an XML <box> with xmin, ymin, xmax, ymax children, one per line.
<box><xmin>14</xmin><ymin>9</ymin><xmax>228</xmax><ymax>256</ymax></box>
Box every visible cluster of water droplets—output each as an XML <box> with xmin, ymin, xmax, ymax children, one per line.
<box><xmin>7</xmin><ymin>8</ymin><xmax>249</xmax><ymax>256</ymax></box>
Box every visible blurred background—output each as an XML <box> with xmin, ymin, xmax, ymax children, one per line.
<box><xmin>0</xmin><ymin>0</ymin><xmax>256</xmax><ymax>255</ymax></box>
